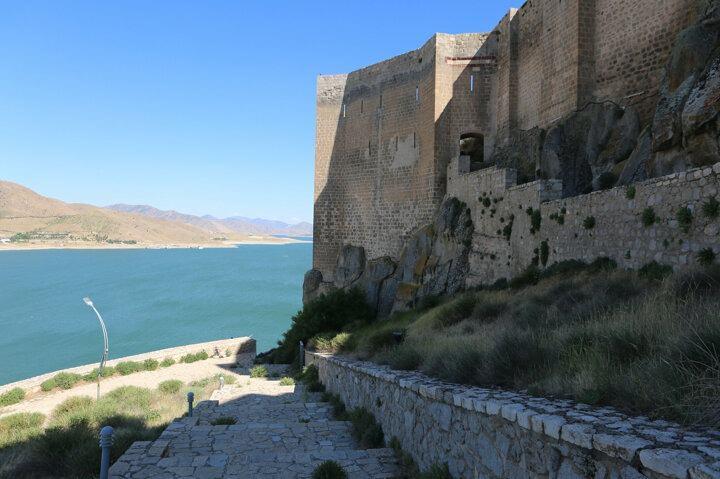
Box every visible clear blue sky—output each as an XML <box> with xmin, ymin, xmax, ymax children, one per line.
<box><xmin>0</xmin><ymin>1</ymin><xmax>517</xmax><ymax>223</ymax></box>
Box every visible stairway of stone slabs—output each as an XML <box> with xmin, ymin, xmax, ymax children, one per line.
<box><xmin>108</xmin><ymin>370</ymin><xmax>400</xmax><ymax>479</ymax></box>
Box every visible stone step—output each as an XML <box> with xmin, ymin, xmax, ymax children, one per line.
<box><xmin>195</xmin><ymin>401</ymin><xmax>334</xmax><ymax>424</ymax></box>
<box><xmin>157</xmin><ymin>421</ymin><xmax>360</xmax><ymax>457</ymax></box>
<box><xmin>110</xmin><ymin>447</ymin><xmax>400</xmax><ymax>478</ymax></box>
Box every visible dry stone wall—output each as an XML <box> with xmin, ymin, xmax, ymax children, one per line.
<box><xmin>447</xmin><ymin>157</ymin><xmax>720</xmax><ymax>286</ymax></box>
<box><xmin>307</xmin><ymin>352</ymin><xmax>720</xmax><ymax>479</ymax></box>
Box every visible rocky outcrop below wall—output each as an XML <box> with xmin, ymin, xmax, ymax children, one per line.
<box><xmin>652</xmin><ymin>1</ymin><xmax>720</xmax><ymax>176</ymax></box>
<box><xmin>303</xmin><ymin>198</ymin><xmax>474</xmax><ymax>315</ymax></box>
<box><xmin>487</xmin><ymin>1</ymin><xmax>720</xmax><ymax>196</ymax></box>
<box><xmin>307</xmin><ymin>352</ymin><xmax>720</xmax><ymax>479</ymax></box>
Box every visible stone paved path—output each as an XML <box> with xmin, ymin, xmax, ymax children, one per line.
<box><xmin>109</xmin><ymin>371</ymin><xmax>400</xmax><ymax>478</ymax></box>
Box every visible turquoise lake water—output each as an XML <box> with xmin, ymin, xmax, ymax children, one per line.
<box><xmin>0</xmin><ymin>244</ymin><xmax>311</xmax><ymax>385</ymax></box>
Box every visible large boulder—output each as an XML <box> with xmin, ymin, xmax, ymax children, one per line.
<box><xmin>492</xmin><ymin>127</ymin><xmax>545</xmax><ymax>183</ymax></box>
<box><xmin>358</xmin><ymin>256</ymin><xmax>396</xmax><ymax>316</ymax></box>
<box><xmin>617</xmin><ymin>127</ymin><xmax>652</xmax><ymax>185</ymax></box>
<box><xmin>302</xmin><ymin>269</ymin><xmax>334</xmax><ymax>304</ymax></box>
<box><xmin>650</xmin><ymin>2</ymin><xmax>720</xmax><ymax>175</ymax></box>
<box><xmin>540</xmin><ymin>103</ymin><xmax>638</xmax><ymax>196</ymax></box>
<box><xmin>333</xmin><ymin>244</ymin><xmax>366</xmax><ymax>288</ymax></box>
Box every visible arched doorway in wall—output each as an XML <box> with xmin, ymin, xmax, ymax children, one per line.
<box><xmin>459</xmin><ymin>132</ymin><xmax>485</xmax><ymax>170</ymax></box>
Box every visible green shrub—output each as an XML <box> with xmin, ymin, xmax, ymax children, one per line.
<box><xmin>698</xmin><ymin>248</ymin><xmax>717</xmax><ymax>266</ymax></box>
<box><xmin>419</xmin><ymin>464</ymin><xmax>453</xmax><ymax>479</ymax></box>
<box><xmin>115</xmin><ymin>361</ymin><xmax>142</xmax><ymax>376</ymax></box>
<box><xmin>43</xmin><ymin>372</ymin><xmax>83</xmax><ymax>390</ymax></box>
<box><xmin>583</xmin><ymin>216</ymin><xmax>596</xmax><ymax>230</ymax></box>
<box><xmin>268</xmin><ymin>288</ymin><xmax>374</xmax><ymax>365</ymax></box>
<box><xmin>527</xmin><ymin>208</ymin><xmax>541</xmax><ymax>234</ymax></box>
<box><xmin>312</xmin><ymin>460</ymin><xmax>347</xmax><ymax>479</ymax></box>
<box><xmin>638</xmin><ymin>261</ymin><xmax>673</xmax><ymax>282</ymax></box>
<box><xmin>539</xmin><ymin>240</ymin><xmax>549</xmax><ymax>266</ymax></box>
<box><xmin>0</xmin><ymin>412</ymin><xmax>45</xmax><ymax>448</ymax></box>
<box><xmin>180</xmin><ymin>351</ymin><xmax>208</xmax><ymax>363</ymax></box>
<box><xmin>702</xmin><ymin>197</ymin><xmax>719</xmax><ymax>218</ymax></box>
<box><xmin>347</xmin><ymin>408</ymin><xmax>384</xmax><ymax>448</ymax></box>
<box><xmin>249</xmin><ymin>365</ymin><xmax>268</xmax><ymax>378</ymax></box>
<box><xmin>597</xmin><ymin>171</ymin><xmax>617</xmax><ymax>190</ymax></box>
<box><xmin>437</xmin><ymin>293</ymin><xmax>476</xmax><ymax>327</ymax></box>
<box><xmin>626</xmin><ymin>185</ymin><xmax>636</xmax><ymax>199</ymax></box>
<box><xmin>298</xmin><ymin>364</ymin><xmax>325</xmax><ymax>392</ymax></box>
<box><xmin>143</xmin><ymin>358</ymin><xmax>159</xmax><ymax>371</ymax></box>
<box><xmin>40</xmin><ymin>378</ymin><xmax>57</xmax><ymax>392</ymax></box>
<box><xmin>279</xmin><ymin>377</ymin><xmax>295</xmax><ymax>386</ymax></box>
<box><xmin>509</xmin><ymin>264</ymin><xmax>540</xmax><ymax>289</ymax></box>
<box><xmin>82</xmin><ymin>366</ymin><xmax>116</xmax><ymax>382</ymax></box>
<box><xmin>0</xmin><ymin>387</ymin><xmax>25</xmax><ymax>407</ymax></box>
<box><xmin>210</xmin><ymin>416</ymin><xmax>237</xmax><ymax>425</ymax></box>
<box><xmin>642</xmin><ymin>207</ymin><xmax>657</xmax><ymax>227</ymax></box>
<box><xmin>677</xmin><ymin>206</ymin><xmax>693</xmax><ymax>233</ymax></box>
<box><xmin>160</xmin><ymin>357</ymin><xmax>176</xmax><ymax>367</ymax></box>
<box><xmin>158</xmin><ymin>380</ymin><xmax>184</xmax><ymax>394</ymax></box>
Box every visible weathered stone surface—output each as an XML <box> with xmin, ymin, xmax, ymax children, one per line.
<box><xmin>492</xmin><ymin>127</ymin><xmax>546</xmax><ymax>184</ymax></box>
<box><xmin>639</xmin><ymin>448</ymin><xmax>705</xmax><ymax>478</ymax></box>
<box><xmin>333</xmin><ymin>245</ymin><xmax>366</xmax><ymax>288</ymax></box>
<box><xmin>618</xmin><ymin>127</ymin><xmax>652</xmax><ymax>185</ymax></box>
<box><xmin>358</xmin><ymin>256</ymin><xmax>396</xmax><ymax>315</ymax></box>
<box><xmin>540</xmin><ymin>103</ymin><xmax>639</xmax><ymax>196</ymax></box>
<box><xmin>593</xmin><ymin>433</ymin><xmax>652</xmax><ymax>462</ymax></box>
<box><xmin>302</xmin><ymin>269</ymin><xmax>334</xmax><ymax>304</ymax></box>
<box><xmin>309</xmin><ymin>352</ymin><xmax>720</xmax><ymax>479</ymax></box>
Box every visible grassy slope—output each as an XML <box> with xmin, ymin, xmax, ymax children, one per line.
<box><xmin>0</xmin><ymin>375</ymin><xmax>225</xmax><ymax>479</ymax></box>
<box><xmin>310</xmin><ymin>263</ymin><xmax>720</xmax><ymax>426</ymax></box>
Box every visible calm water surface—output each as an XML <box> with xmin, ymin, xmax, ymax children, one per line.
<box><xmin>0</xmin><ymin>244</ymin><xmax>311</xmax><ymax>385</ymax></box>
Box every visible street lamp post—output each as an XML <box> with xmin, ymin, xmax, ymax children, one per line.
<box><xmin>83</xmin><ymin>297</ymin><xmax>109</xmax><ymax>401</ymax></box>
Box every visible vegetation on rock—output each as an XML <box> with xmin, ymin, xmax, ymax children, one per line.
<box><xmin>260</xmin><ymin>288</ymin><xmax>374</xmax><ymax>366</ymax></box>
<box><xmin>303</xmin><ymin>261</ymin><xmax>720</xmax><ymax>426</ymax></box>
<box><xmin>312</xmin><ymin>460</ymin><xmax>347</xmax><ymax>479</ymax></box>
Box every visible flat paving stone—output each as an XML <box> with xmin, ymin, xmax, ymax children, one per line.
<box><xmin>110</xmin><ymin>370</ymin><xmax>400</xmax><ymax>478</ymax></box>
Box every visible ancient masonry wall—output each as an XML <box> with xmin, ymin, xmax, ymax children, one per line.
<box><xmin>313</xmin><ymin>34</ymin><xmax>493</xmax><ymax>278</ymax></box>
<box><xmin>308</xmin><ymin>352</ymin><xmax>720</xmax><ymax>479</ymax></box>
<box><xmin>491</xmin><ymin>0</ymin><xmax>696</xmax><ymax>143</ymax></box>
<box><xmin>447</xmin><ymin>157</ymin><xmax>720</xmax><ymax>286</ymax></box>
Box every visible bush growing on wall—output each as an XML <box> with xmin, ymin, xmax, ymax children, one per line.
<box><xmin>702</xmin><ymin>197</ymin><xmax>719</xmax><ymax>218</ymax></box>
<box><xmin>642</xmin><ymin>207</ymin><xmax>657</xmax><ymax>227</ymax></box>
<box><xmin>676</xmin><ymin>206</ymin><xmax>693</xmax><ymax>233</ymax></box>
<box><xmin>583</xmin><ymin>216</ymin><xmax>596</xmax><ymax>229</ymax></box>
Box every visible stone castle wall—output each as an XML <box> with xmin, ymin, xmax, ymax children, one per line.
<box><xmin>314</xmin><ymin>34</ymin><xmax>494</xmax><ymax>278</ymax></box>
<box><xmin>313</xmin><ymin>0</ymin><xmax>699</xmax><ymax>280</ymax></box>
<box><xmin>448</xmin><ymin>156</ymin><xmax>720</xmax><ymax>285</ymax></box>
<box><xmin>307</xmin><ymin>352</ymin><xmax>720</xmax><ymax>479</ymax></box>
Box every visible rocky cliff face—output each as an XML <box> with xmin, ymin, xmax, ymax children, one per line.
<box><xmin>651</xmin><ymin>0</ymin><xmax>720</xmax><ymax>175</ymax></box>
<box><xmin>487</xmin><ymin>1</ymin><xmax>720</xmax><ymax>197</ymax></box>
<box><xmin>303</xmin><ymin>198</ymin><xmax>473</xmax><ymax>316</ymax></box>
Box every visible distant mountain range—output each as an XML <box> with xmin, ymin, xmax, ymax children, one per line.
<box><xmin>0</xmin><ymin>180</ymin><xmax>311</xmax><ymax>248</ymax></box>
<box><xmin>106</xmin><ymin>204</ymin><xmax>313</xmax><ymax>237</ymax></box>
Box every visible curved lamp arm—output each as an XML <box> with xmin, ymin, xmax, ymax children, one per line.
<box><xmin>83</xmin><ymin>297</ymin><xmax>109</xmax><ymax>399</ymax></box>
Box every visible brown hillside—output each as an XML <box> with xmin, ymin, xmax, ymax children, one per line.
<box><xmin>0</xmin><ymin>181</ymin><xmax>214</xmax><ymax>245</ymax></box>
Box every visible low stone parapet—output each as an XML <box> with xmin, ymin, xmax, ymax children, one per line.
<box><xmin>1</xmin><ymin>337</ymin><xmax>256</xmax><ymax>394</ymax></box>
<box><xmin>307</xmin><ymin>352</ymin><xmax>720</xmax><ymax>479</ymax></box>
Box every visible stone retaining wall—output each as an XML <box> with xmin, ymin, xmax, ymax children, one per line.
<box><xmin>307</xmin><ymin>352</ymin><xmax>720</xmax><ymax>479</ymax></box>
<box><xmin>1</xmin><ymin>337</ymin><xmax>256</xmax><ymax>394</ymax></box>
<box><xmin>447</xmin><ymin>158</ymin><xmax>720</xmax><ymax>286</ymax></box>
